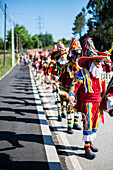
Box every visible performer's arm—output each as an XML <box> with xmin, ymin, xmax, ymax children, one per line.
<box><xmin>69</xmin><ymin>71</ymin><xmax>83</xmax><ymax>101</ymax></box>
<box><xmin>100</xmin><ymin>73</ymin><xmax>107</xmax><ymax>110</ymax></box>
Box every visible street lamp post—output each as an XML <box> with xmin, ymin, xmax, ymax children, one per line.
<box><xmin>12</xmin><ymin>17</ymin><xmax>15</xmax><ymax>66</ymax></box>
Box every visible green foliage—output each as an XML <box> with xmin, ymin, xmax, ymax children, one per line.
<box><xmin>38</xmin><ymin>32</ymin><xmax>54</xmax><ymax>48</ymax></box>
<box><xmin>0</xmin><ymin>53</ymin><xmax>17</xmax><ymax>78</ymax></box>
<box><xmin>72</xmin><ymin>7</ymin><xmax>86</xmax><ymax>38</ymax></box>
<box><xmin>0</xmin><ymin>38</ymin><xmax>4</xmax><ymax>50</ymax></box>
<box><xmin>86</xmin><ymin>0</ymin><xmax>113</xmax><ymax>50</ymax></box>
<box><xmin>6</xmin><ymin>25</ymin><xmax>54</xmax><ymax>50</ymax></box>
<box><xmin>32</xmin><ymin>34</ymin><xmax>41</xmax><ymax>48</ymax></box>
<box><xmin>61</xmin><ymin>38</ymin><xmax>71</xmax><ymax>47</ymax></box>
<box><xmin>0</xmin><ymin>55</ymin><xmax>12</xmax><ymax>78</ymax></box>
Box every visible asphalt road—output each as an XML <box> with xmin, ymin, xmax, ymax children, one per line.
<box><xmin>0</xmin><ymin>63</ymin><xmax>50</xmax><ymax>170</ymax></box>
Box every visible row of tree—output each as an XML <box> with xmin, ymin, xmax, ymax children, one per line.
<box><xmin>0</xmin><ymin>24</ymin><xmax>71</xmax><ymax>52</ymax></box>
<box><xmin>0</xmin><ymin>0</ymin><xmax>113</xmax><ymax>52</ymax></box>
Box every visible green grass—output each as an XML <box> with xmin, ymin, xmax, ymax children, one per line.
<box><xmin>0</xmin><ymin>54</ymin><xmax>17</xmax><ymax>78</ymax></box>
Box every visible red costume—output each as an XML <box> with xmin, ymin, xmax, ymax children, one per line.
<box><xmin>69</xmin><ymin>37</ymin><xmax>107</xmax><ymax>159</ymax></box>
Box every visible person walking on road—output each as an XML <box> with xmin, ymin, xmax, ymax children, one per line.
<box><xmin>51</xmin><ymin>41</ymin><xmax>68</xmax><ymax>122</ymax></box>
<box><xmin>59</xmin><ymin>38</ymin><xmax>82</xmax><ymax>134</ymax></box>
<box><xmin>69</xmin><ymin>37</ymin><xmax>107</xmax><ymax>159</ymax></box>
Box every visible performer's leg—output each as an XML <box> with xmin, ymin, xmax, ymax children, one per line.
<box><xmin>67</xmin><ymin>118</ymin><xmax>73</xmax><ymax>134</ymax></box>
<box><xmin>57</xmin><ymin>101</ymin><xmax>62</xmax><ymax>122</ymax></box>
<box><xmin>67</xmin><ymin>106</ymin><xmax>74</xmax><ymax>134</ymax></box>
<box><xmin>90</xmin><ymin>141</ymin><xmax>99</xmax><ymax>152</ymax></box>
<box><xmin>91</xmin><ymin>103</ymin><xmax>100</xmax><ymax>152</ymax></box>
<box><xmin>62</xmin><ymin>101</ymin><xmax>66</xmax><ymax>118</ymax></box>
<box><xmin>82</xmin><ymin>103</ymin><xmax>97</xmax><ymax>159</ymax></box>
<box><xmin>73</xmin><ymin>111</ymin><xmax>82</xmax><ymax>130</ymax></box>
<box><xmin>84</xmin><ymin>141</ymin><xmax>96</xmax><ymax>159</ymax></box>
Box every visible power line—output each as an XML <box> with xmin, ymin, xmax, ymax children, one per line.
<box><xmin>0</xmin><ymin>1</ymin><xmax>5</xmax><ymax>14</ymax></box>
<box><xmin>0</xmin><ymin>1</ymin><xmax>14</xmax><ymax>24</ymax></box>
<box><xmin>6</xmin><ymin>3</ymin><xmax>12</xmax><ymax>23</ymax></box>
<box><xmin>0</xmin><ymin>0</ymin><xmax>5</xmax><ymax>5</ymax></box>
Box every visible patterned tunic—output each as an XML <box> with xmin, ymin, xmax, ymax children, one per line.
<box><xmin>47</xmin><ymin>60</ymin><xmax>56</xmax><ymax>78</ymax></box>
<box><xmin>59</xmin><ymin>62</ymin><xmax>79</xmax><ymax>92</ymax></box>
<box><xmin>69</xmin><ymin>68</ymin><xmax>106</xmax><ymax>141</ymax></box>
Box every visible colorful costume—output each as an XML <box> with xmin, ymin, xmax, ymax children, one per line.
<box><xmin>99</xmin><ymin>77</ymin><xmax>113</xmax><ymax>117</ymax></box>
<box><xmin>104</xmin><ymin>56</ymin><xmax>112</xmax><ymax>79</ymax></box>
<box><xmin>51</xmin><ymin>41</ymin><xmax>68</xmax><ymax>121</ymax></box>
<box><xmin>69</xmin><ymin>37</ymin><xmax>107</xmax><ymax>159</ymax></box>
<box><xmin>46</xmin><ymin>50</ymin><xmax>58</xmax><ymax>100</ymax></box>
<box><xmin>69</xmin><ymin>68</ymin><xmax>106</xmax><ymax>138</ymax></box>
<box><xmin>59</xmin><ymin>38</ymin><xmax>82</xmax><ymax>133</ymax></box>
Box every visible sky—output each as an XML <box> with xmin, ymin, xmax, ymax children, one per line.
<box><xmin>0</xmin><ymin>0</ymin><xmax>90</xmax><ymax>42</ymax></box>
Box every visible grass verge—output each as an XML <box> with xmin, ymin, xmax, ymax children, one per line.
<box><xmin>0</xmin><ymin>54</ymin><xmax>17</xmax><ymax>78</ymax></box>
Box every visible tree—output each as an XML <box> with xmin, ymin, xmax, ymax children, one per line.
<box><xmin>86</xmin><ymin>0</ymin><xmax>113</xmax><ymax>50</ymax></box>
<box><xmin>72</xmin><ymin>8</ymin><xmax>86</xmax><ymax>38</ymax></box>
<box><xmin>32</xmin><ymin>34</ymin><xmax>41</xmax><ymax>48</ymax></box>
<box><xmin>0</xmin><ymin>38</ymin><xmax>4</xmax><ymax>50</ymax></box>
<box><xmin>61</xmin><ymin>38</ymin><xmax>71</xmax><ymax>47</ymax></box>
<box><xmin>6</xmin><ymin>24</ymin><xmax>31</xmax><ymax>51</ymax></box>
<box><xmin>38</xmin><ymin>33</ymin><xmax>54</xmax><ymax>48</ymax></box>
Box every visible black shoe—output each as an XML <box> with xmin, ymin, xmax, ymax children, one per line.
<box><xmin>85</xmin><ymin>147</ymin><xmax>96</xmax><ymax>159</ymax></box>
<box><xmin>52</xmin><ymin>89</ymin><xmax>56</xmax><ymax>93</ymax></box>
<box><xmin>62</xmin><ymin>113</ymin><xmax>66</xmax><ymax>118</ymax></box>
<box><xmin>58</xmin><ymin>115</ymin><xmax>62</xmax><ymax>122</ymax></box>
<box><xmin>73</xmin><ymin>124</ymin><xmax>82</xmax><ymax>130</ymax></box>
<box><xmin>90</xmin><ymin>143</ymin><xmax>99</xmax><ymax>152</ymax></box>
<box><xmin>55</xmin><ymin>101</ymin><xmax>57</xmax><ymax>104</ymax></box>
<box><xmin>67</xmin><ymin>127</ymin><xmax>74</xmax><ymax>134</ymax></box>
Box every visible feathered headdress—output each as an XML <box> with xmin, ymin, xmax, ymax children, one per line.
<box><xmin>69</xmin><ymin>38</ymin><xmax>82</xmax><ymax>53</ymax></box>
<box><xmin>78</xmin><ymin>37</ymin><xmax>106</xmax><ymax>68</ymax></box>
<box><xmin>83</xmin><ymin>37</ymin><xmax>98</xmax><ymax>56</ymax></box>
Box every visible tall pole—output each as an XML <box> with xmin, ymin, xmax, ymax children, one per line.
<box><xmin>16</xmin><ymin>33</ymin><xmax>18</xmax><ymax>54</ymax></box>
<box><xmin>37</xmin><ymin>35</ymin><xmax>39</xmax><ymax>49</ymax></box>
<box><xmin>38</xmin><ymin>16</ymin><xmax>42</xmax><ymax>34</ymax></box>
<box><xmin>4</xmin><ymin>3</ymin><xmax>6</xmax><ymax>69</ymax></box>
<box><xmin>37</xmin><ymin>16</ymin><xmax>43</xmax><ymax>49</ymax></box>
<box><xmin>12</xmin><ymin>17</ymin><xmax>15</xmax><ymax>66</ymax></box>
<box><xmin>16</xmin><ymin>33</ymin><xmax>20</xmax><ymax>65</ymax></box>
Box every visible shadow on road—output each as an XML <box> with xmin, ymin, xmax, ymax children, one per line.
<box><xmin>0</xmin><ymin>153</ymin><xmax>49</xmax><ymax>170</ymax></box>
<box><xmin>0</xmin><ymin>131</ymin><xmax>54</xmax><ymax>150</ymax></box>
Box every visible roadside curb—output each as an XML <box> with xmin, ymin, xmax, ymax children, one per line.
<box><xmin>0</xmin><ymin>63</ymin><xmax>17</xmax><ymax>81</ymax></box>
<box><xmin>30</xmin><ymin>69</ymin><xmax>62</xmax><ymax>170</ymax></box>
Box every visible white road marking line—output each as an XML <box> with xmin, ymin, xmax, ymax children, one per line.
<box><xmin>30</xmin><ymin>70</ymin><xmax>62</xmax><ymax>170</ymax></box>
<box><xmin>0</xmin><ymin>63</ymin><xmax>17</xmax><ymax>80</ymax></box>
<box><xmin>37</xmin><ymin>85</ymin><xmax>82</xmax><ymax>170</ymax></box>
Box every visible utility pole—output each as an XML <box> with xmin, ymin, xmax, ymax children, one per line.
<box><xmin>12</xmin><ymin>17</ymin><xmax>15</xmax><ymax>66</ymax></box>
<box><xmin>16</xmin><ymin>33</ymin><xmax>18</xmax><ymax>54</ymax></box>
<box><xmin>18</xmin><ymin>32</ymin><xmax>22</xmax><ymax>53</ymax></box>
<box><xmin>37</xmin><ymin>35</ymin><xmax>39</xmax><ymax>49</ymax></box>
<box><xmin>37</xmin><ymin>16</ymin><xmax>43</xmax><ymax>49</ymax></box>
<box><xmin>16</xmin><ymin>33</ymin><xmax>20</xmax><ymax>65</ymax></box>
<box><xmin>3</xmin><ymin>3</ymin><xmax>6</xmax><ymax>69</ymax></box>
<box><xmin>37</xmin><ymin>16</ymin><xmax>42</xmax><ymax>34</ymax></box>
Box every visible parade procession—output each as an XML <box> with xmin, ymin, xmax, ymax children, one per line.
<box><xmin>0</xmin><ymin>0</ymin><xmax>113</xmax><ymax>170</ymax></box>
<box><xmin>24</xmin><ymin>37</ymin><xmax>113</xmax><ymax>161</ymax></box>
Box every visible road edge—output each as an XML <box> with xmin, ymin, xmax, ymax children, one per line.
<box><xmin>29</xmin><ymin>69</ymin><xmax>62</xmax><ymax>170</ymax></box>
<box><xmin>0</xmin><ymin>63</ymin><xmax>17</xmax><ymax>81</ymax></box>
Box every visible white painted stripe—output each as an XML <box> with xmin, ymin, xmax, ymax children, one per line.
<box><xmin>37</xmin><ymin>85</ymin><xmax>82</xmax><ymax>170</ymax></box>
<box><xmin>29</xmin><ymin>70</ymin><xmax>62</xmax><ymax>170</ymax></box>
